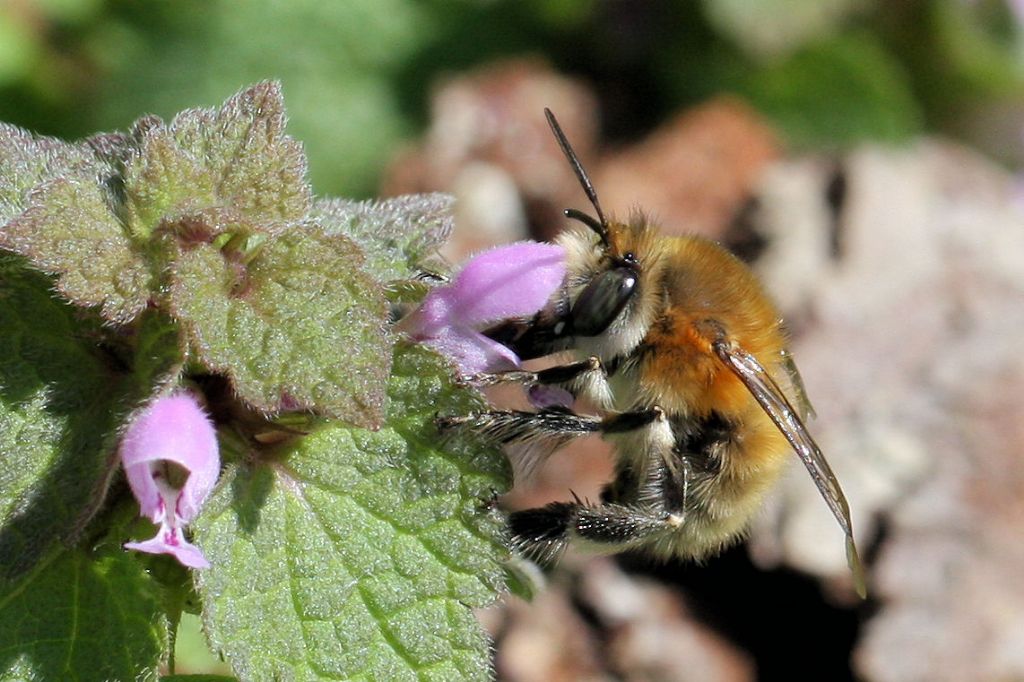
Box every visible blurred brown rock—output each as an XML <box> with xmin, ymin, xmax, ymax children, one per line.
<box><xmin>382</xmin><ymin>61</ymin><xmax>781</xmax><ymax>261</ymax></box>
<box><xmin>484</xmin><ymin>558</ymin><xmax>753</xmax><ymax>682</ymax></box>
<box><xmin>488</xmin><ymin>585</ymin><xmax>607</xmax><ymax>682</ymax></box>
<box><xmin>579</xmin><ymin>559</ymin><xmax>754</xmax><ymax>682</ymax></box>
<box><xmin>381</xmin><ymin>58</ymin><xmax>598</xmax><ymax>259</ymax></box>
<box><xmin>744</xmin><ymin>141</ymin><xmax>1024</xmax><ymax>678</ymax></box>
<box><xmin>594</xmin><ymin>98</ymin><xmax>781</xmax><ymax>240</ymax></box>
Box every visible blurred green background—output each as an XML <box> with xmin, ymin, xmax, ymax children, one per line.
<box><xmin>2</xmin><ymin>0</ymin><xmax>1023</xmax><ymax>200</ymax></box>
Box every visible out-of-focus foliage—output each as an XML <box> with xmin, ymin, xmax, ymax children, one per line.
<box><xmin>2</xmin><ymin>0</ymin><xmax>1023</xmax><ymax>197</ymax></box>
<box><xmin>703</xmin><ymin>0</ymin><xmax>864</xmax><ymax>59</ymax></box>
<box><xmin>734</xmin><ymin>33</ymin><xmax>924</xmax><ymax>148</ymax></box>
<box><xmin>1</xmin><ymin>0</ymin><xmax>432</xmax><ymax>197</ymax></box>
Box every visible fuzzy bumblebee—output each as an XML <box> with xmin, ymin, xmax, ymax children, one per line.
<box><xmin>443</xmin><ymin>110</ymin><xmax>865</xmax><ymax>596</ymax></box>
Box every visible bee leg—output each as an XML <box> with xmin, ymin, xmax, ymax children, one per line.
<box><xmin>437</xmin><ymin>408</ymin><xmax>602</xmax><ymax>460</ymax></box>
<box><xmin>510</xmin><ymin>500</ymin><xmax>671</xmax><ymax>560</ymax></box>
<box><xmin>469</xmin><ymin>357</ymin><xmax>612</xmax><ymax>409</ymax></box>
<box><xmin>438</xmin><ymin>405</ymin><xmax>665</xmax><ymax>481</ymax></box>
<box><xmin>534</xmin><ymin>356</ymin><xmax>606</xmax><ymax>390</ymax></box>
<box><xmin>511</xmin><ymin>467</ymin><xmax>689</xmax><ymax>559</ymax></box>
<box><xmin>507</xmin><ymin>500</ymin><xmax>581</xmax><ymax>561</ymax></box>
<box><xmin>437</xmin><ymin>406</ymin><xmax>663</xmax><ymax>450</ymax></box>
<box><xmin>510</xmin><ymin>408</ymin><xmax>691</xmax><ymax>559</ymax></box>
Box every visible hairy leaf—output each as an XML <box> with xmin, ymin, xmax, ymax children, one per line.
<box><xmin>312</xmin><ymin>193</ymin><xmax>453</xmax><ymax>282</ymax></box>
<box><xmin>120</xmin><ymin>82</ymin><xmax>311</xmax><ymax>240</ymax></box>
<box><xmin>167</xmin><ymin>81</ymin><xmax>311</xmax><ymax>226</ymax></box>
<box><xmin>0</xmin><ymin>544</ymin><xmax>165</xmax><ymax>681</ymax></box>
<box><xmin>122</xmin><ymin>119</ymin><xmax>217</xmax><ymax>238</ymax></box>
<box><xmin>0</xmin><ymin>123</ymin><xmax>152</xmax><ymax>323</ymax></box>
<box><xmin>169</xmin><ymin>228</ymin><xmax>390</xmax><ymax>427</ymax></box>
<box><xmin>0</xmin><ymin>255</ymin><xmax>127</xmax><ymax>579</ymax></box>
<box><xmin>0</xmin><ymin>177</ymin><xmax>151</xmax><ymax>323</ymax></box>
<box><xmin>0</xmin><ymin>123</ymin><xmax>99</xmax><ymax>224</ymax></box>
<box><xmin>194</xmin><ymin>347</ymin><xmax>509</xmax><ymax>682</ymax></box>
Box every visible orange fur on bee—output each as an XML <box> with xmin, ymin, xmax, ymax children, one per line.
<box><xmin>636</xmin><ymin>236</ymin><xmax>786</xmax><ymax>409</ymax></box>
<box><xmin>629</xmin><ymin>233</ymin><xmax>793</xmax><ymax>486</ymax></box>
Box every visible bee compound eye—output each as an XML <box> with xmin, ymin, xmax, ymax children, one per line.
<box><xmin>570</xmin><ymin>266</ymin><xmax>638</xmax><ymax>336</ymax></box>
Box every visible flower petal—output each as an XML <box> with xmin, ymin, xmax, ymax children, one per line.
<box><xmin>121</xmin><ymin>392</ymin><xmax>220</xmax><ymax>524</ymax></box>
<box><xmin>125</xmin><ymin>523</ymin><xmax>211</xmax><ymax>569</ymax></box>
<box><xmin>527</xmin><ymin>384</ymin><xmax>575</xmax><ymax>409</ymax></box>
<box><xmin>397</xmin><ymin>241</ymin><xmax>566</xmax><ymax>374</ymax></box>
<box><xmin>395</xmin><ymin>287</ymin><xmax>454</xmax><ymax>341</ymax></box>
<box><xmin>423</xmin><ymin>326</ymin><xmax>521</xmax><ymax>375</ymax></box>
<box><xmin>447</xmin><ymin>241</ymin><xmax>566</xmax><ymax>325</ymax></box>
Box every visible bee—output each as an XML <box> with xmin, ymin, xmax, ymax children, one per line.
<box><xmin>446</xmin><ymin>110</ymin><xmax>865</xmax><ymax>595</ymax></box>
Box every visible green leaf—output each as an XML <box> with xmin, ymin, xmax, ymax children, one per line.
<box><xmin>194</xmin><ymin>346</ymin><xmax>509</xmax><ymax>682</ymax></box>
<box><xmin>122</xmin><ymin>118</ymin><xmax>217</xmax><ymax>238</ymax></box>
<box><xmin>312</xmin><ymin>193</ymin><xmax>453</xmax><ymax>283</ymax></box>
<box><xmin>169</xmin><ymin>228</ymin><xmax>390</xmax><ymax>428</ymax></box>
<box><xmin>120</xmin><ymin>82</ymin><xmax>311</xmax><ymax>240</ymax></box>
<box><xmin>0</xmin><ymin>176</ymin><xmax>152</xmax><ymax>323</ymax></box>
<box><xmin>0</xmin><ymin>544</ymin><xmax>166</xmax><ymax>681</ymax></box>
<box><xmin>0</xmin><ymin>123</ymin><xmax>152</xmax><ymax>323</ymax></box>
<box><xmin>167</xmin><ymin>81</ymin><xmax>311</xmax><ymax>225</ymax></box>
<box><xmin>132</xmin><ymin>309</ymin><xmax>187</xmax><ymax>395</ymax></box>
<box><xmin>0</xmin><ymin>123</ymin><xmax>98</xmax><ymax>224</ymax></box>
<box><xmin>737</xmin><ymin>33</ymin><xmax>923</xmax><ymax>148</ymax></box>
<box><xmin>0</xmin><ymin>254</ymin><xmax>128</xmax><ymax>580</ymax></box>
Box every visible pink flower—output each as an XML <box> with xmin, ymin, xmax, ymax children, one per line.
<box><xmin>122</xmin><ymin>392</ymin><xmax>220</xmax><ymax>568</ymax></box>
<box><xmin>399</xmin><ymin>241</ymin><xmax>566</xmax><ymax>374</ymax></box>
<box><xmin>527</xmin><ymin>384</ymin><xmax>575</xmax><ymax>409</ymax></box>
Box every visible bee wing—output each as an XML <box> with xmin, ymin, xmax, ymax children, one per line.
<box><xmin>780</xmin><ymin>347</ymin><xmax>816</xmax><ymax>421</ymax></box>
<box><xmin>713</xmin><ymin>341</ymin><xmax>867</xmax><ymax>597</ymax></box>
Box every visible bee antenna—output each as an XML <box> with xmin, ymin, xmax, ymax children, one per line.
<box><xmin>564</xmin><ymin>208</ymin><xmax>605</xmax><ymax>236</ymax></box>
<box><xmin>544</xmin><ymin>108</ymin><xmax>608</xmax><ymax>244</ymax></box>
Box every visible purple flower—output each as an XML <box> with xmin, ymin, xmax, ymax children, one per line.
<box><xmin>527</xmin><ymin>384</ymin><xmax>576</xmax><ymax>409</ymax></box>
<box><xmin>122</xmin><ymin>392</ymin><xmax>220</xmax><ymax>568</ymax></box>
<box><xmin>399</xmin><ymin>241</ymin><xmax>566</xmax><ymax>374</ymax></box>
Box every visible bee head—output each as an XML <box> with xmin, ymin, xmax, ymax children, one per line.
<box><xmin>544</xmin><ymin>109</ymin><xmax>666</xmax><ymax>358</ymax></box>
<box><xmin>558</xmin><ymin>214</ymin><xmax>663</xmax><ymax>360</ymax></box>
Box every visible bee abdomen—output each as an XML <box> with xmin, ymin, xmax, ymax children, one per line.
<box><xmin>672</xmin><ymin>410</ymin><xmax>735</xmax><ymax>476</ymax></box>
